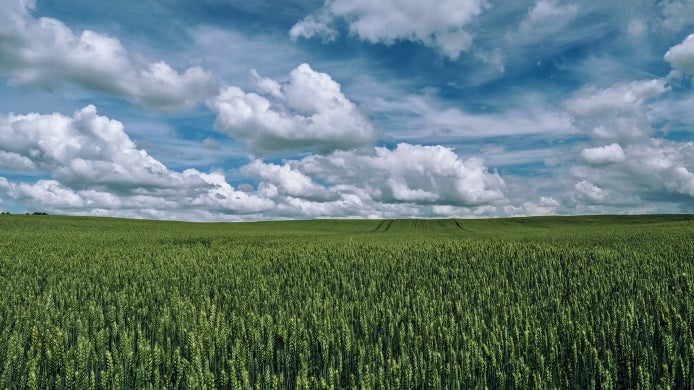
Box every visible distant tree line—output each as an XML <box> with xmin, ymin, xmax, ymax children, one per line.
<box><xmin>0</xmin><ymin>211</ymin><xmax>48</xmax><ymax>215</ymax></box>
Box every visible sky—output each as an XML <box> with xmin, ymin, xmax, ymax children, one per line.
<box><xmin>0</xmin><ymin>0</ymin><xmax>693</xmax><ymax>221</ymax></box>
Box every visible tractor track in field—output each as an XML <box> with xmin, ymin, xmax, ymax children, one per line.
<box><xmin>372</xmin><ymin>219</ymin><xmax>395</xmax><ymax>232</ymax></box>
<box><xmin>454</xmin><ymin>220</ymin><xmax>472</xmax><ymax>232</ymax></box>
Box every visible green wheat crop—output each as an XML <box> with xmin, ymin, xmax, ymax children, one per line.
<box><xmin>0</xmin><ymin>214</ymin><xmax>692</xmax><ymax>388</ymax></box>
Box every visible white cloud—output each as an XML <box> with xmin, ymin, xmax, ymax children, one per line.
<box><xmin>574</xmin><ymin>180</ymin><xmax>610</xmax><ymax>204</ymax></box>
<box><xmin>517</xmin><ymin>0</ymin><xmax>579</xmax><ymax>38</ymax></box>
<box><xmin>202</xmin><ymin>138</ymin><xmax>221</xmax><ymax>151</ymax></box>
<box><xmin>475</xmin><ymin>49</ymin><xmax>506</xmax><ymax>74</ymax></box>
<box><xmin>581</xmin><ymin>143</ymin><xmax>626</xmax><ymax>166</ymax></box>
<box><xmin>0</xmin><ymin>106</ymin><xmax>274</xmax><ymax>217</ymax></box>
<box><xmin>229</xmin><ymin>143</ymin><xmax>511</xmax><ymax>218</ymax></box>
<box><xmin>228</xmin><ymin>143</ymin><xmax>511</xmax><ymax>218</ymax></box>
<box><xmin>0</xmin><ymin>151</ymin><xmax>35</xmax><ymax>170</ymax></box>
<box><xmin>0</xmin><ymin>0</ymin><xmax>218</xmax><ymax>111</ymax></box>
<box><xmin>625</xmin><ymin>139</ymin><xmax>694</xmax><ymax>197</ymax></box>
<box><xmin>522</xmin><ymin>196</ymin><xmax>560</xmax><ymax>215</ymax></box>
<box><xmin>564</xmin><ymin>79</ymin><xmax>669</xmax><ymax>140</ymax></box>
<box><xmin>563</xmin><ymin>77</ymin><xmax>694</xmax><ymax>211</ymax></box>
<box><xmin>186</xmin><ymin>172</ymin><xmax>276</xmax><ymax>214</ymax></box>
<box><xmin>0</xmin><ymin>105</ymin><xmax>513</xmax><ymax>219</ymax></box>
<box><xmin>249</xmin><ymin>69</ymin><xmax>283</xmax><ymax>99</ymax></box>
<box><xmin>287</xmin><ymin>11</ymin><xmax>338</xmax><ymax>42</ymax></box>
<box><xmin>241</xmin><ymin>159</ymin><xmax>338</xmax><ymax>201</ymax></box>
<box><xmin>490</xmin><ymin>0</ymin><xmax>584</xmax><ymax>77</ymax></box>
<box><xmin>0</xmin><ymin>105</ymin><xmax>173</xmax><ymax>187</ymax></box>
<box><xmin>664</xmin><ymin>33</ymin><xmax>694</xmax><ymax>74</ymax></box>
<box><xmin>3</xmin><ymin>180</ymin><xmax>88</xmax><ymax>209</ymax></box>
<box><xmin>207</xmin><ymin>63</ymin><xmax>375</xmax><ymax>154</ymax></box>
<box><xmin>662</xmin><ymin>0</ymin><xmax>694</xmax><ymax>32</ymax></box>
<box><xmin>291</xmin><ymin>0</ymin><xmax>487</xmax><ymax>59</ymax></box>
<box><xmin>568</xmin><ymin>139</ymin><xmax>694</xmax><ymax>208</ymax></box>
<box><xmin>282</xmin><ymin>63</ymin><xmax>351</xmax><ymax>114</ymax></box>
<box><xmin>370</xmin><ymin>93</ymin><xmax>576</xmax><ymax>142</ymax></box>
<box><xmin>627</xmin><ymin>18</ymin><xmax>647</xmax><ymax>39</ymax></box>
<box><xmin>298</xmin><ymin>143</ymin><xmax>507</xmax><ymax>206</ymax></box>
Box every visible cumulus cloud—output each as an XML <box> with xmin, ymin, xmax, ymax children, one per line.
<box><xmin>0</xmin><ymin>0</ymin><xmax>218</xmax><ymax>111</ymax></box>
<box><xmin>564</xmin><ymin>76</ymin><xmax>694</xmax><ymax>211</ymax></box>
<box><xmin>227</xmin><ymin>142</ymin><xmax>510</xmax><ymax>218</ymax></box>
<box><xmin>0</xmin><ymin>106</ymin><xmax>274</xmax><ymax>217</ymax></box>
<box><xmin>0</xmin><ymin>151</ymin><xmax>35</xmax><ymax>170</ymax></box>
<box><xmin>574</xmin><ymin>180</ymin><xmax>611</xmax><ymax>204</ymax></box>
<box><xmin>0</xmin><ymin>105</ymin><xmax>512</xmax><ymax>219</ymax></box>
<box><xmin>0</xmin><ymin>175</ymin><xmax>276</xmax><ymax>220</ymax></box>
<box><xmin>207</xmin><ymin>63</ymin><xmax>375</xmax><ymax>154</ymax></box>
<box><xmin>1</xmin><ymin>180</ymin><xmax>89</xmax><ymax>209</ymax></box>
<box><xmin>581</xmin><ymin>143</ymin><xmax>626</xmax><ymax>166</ymax></box>
<box><xmin>0</xmin><ymin>105</ymin><xmax>174</xmax><ymax>188</ymax></box>
<box><xmin>241</xmin><ymin>159</ymin><xmax>338</xmax><ymax>201</ymax></box>
<box><xmin>290</xmin><ymin>0</ymin><xmax>487</xmax><ymax>59</ymax></box>
<box><xmin>664</xmin><ymin>33</ymin><xmax>694</xmax><ymax>74</ymax></box>
<box><xmin>228</xmin><ymin>143</ymin><xmax>509</xmax><ymax>218</ymax></box>
<box><xmin>298</xmin><ymin>143</ymin><xmax>507</xmax><ymax>206</ymax></box>
<box><xmin>625</xmin><ymin>139</ymin><xmax>694</xmax><ymax>197</ymax></box>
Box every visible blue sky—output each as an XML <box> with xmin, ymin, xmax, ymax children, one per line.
<box><xmin>0</xmin><ymin>0</ymin><xmax>693</xmax><ymax>220</ymax></box>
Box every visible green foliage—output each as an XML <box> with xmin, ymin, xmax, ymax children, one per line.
<box><xmin>0</xmin><ymin>214</ymin><xmax>692</xmax><ymax>388</ymax></box>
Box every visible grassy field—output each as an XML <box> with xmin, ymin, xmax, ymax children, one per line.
<box><xmin>0</xmin><ymin>214</ymin><xmax>692</xmax><ymax>388</ymax></box>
